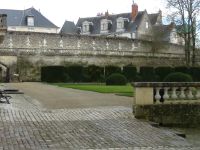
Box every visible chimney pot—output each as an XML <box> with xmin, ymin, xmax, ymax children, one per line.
<box><xmin>131</xmin><ymin>2</ymin><xmax>138</xmax><ymax>21</ymax></box>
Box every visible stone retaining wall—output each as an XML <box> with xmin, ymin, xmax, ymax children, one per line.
<box><xmin>0</xmin><ymin>31</ymin><xmax>195</xmax><ymax>81</ymax></box>
<box><xmin>135</xmin><ymin>104</ymin><xmax>200</xmax><ymax>127</ymax></box>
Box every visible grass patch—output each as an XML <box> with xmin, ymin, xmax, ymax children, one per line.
<box><xmin>52</xmin><ymin>83</ymin><xmax>133</xmax><ymax>97</ymax></box>
<box><xmin>115</xmin><ymin>92</ymin><xmax>133</xmax><ymax>97</ymax></box>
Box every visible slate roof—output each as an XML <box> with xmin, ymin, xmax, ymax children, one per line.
<box><xmin>148</xmin><ymin>13</ymin><xmax>160</xmax><ymax>25</ymax></box>
<box><xmin>76</xmin><ymin>11</ymin><xmax>146</xmax><ymax>35</ymax></box>
<box><xmin>0</xmin><ymin>7</ymin><xmax>58</xmax><ymax>28</ymax></box>
<box><xmin>60</xmin><ymin>21</ymin><xmax>77</xmax><ymax>34</ymax></box>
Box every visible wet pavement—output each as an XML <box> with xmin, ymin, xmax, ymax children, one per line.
<box><xmin>0</xmin><ymin>83</ymin><xmax>198</xmax><ymax>150</ymax></box>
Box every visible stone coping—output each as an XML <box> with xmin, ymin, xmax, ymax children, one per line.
<box><xmin>132</xmin><ymin>82</ymin><xmax>200</xmax><ymax>87</ymax></box>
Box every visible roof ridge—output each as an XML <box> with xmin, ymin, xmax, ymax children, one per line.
<box><xmin>30</xmin><ymin>8</ymin><xmax>59</xmax><ymax>28</ymax></box>
<box><xmin>78</xmin><ymin>10</ymin><xmax>149</xmax><ymax>20</ymax></box>
<box><xmin>0</xmin><ymin>7</ymin><xmax>37</xmax><ymax>13</ymax></box>
<box><xmin>0</xmin><ymin>8</ymin><xmax>22</xmax><ymax>11</ymax></box>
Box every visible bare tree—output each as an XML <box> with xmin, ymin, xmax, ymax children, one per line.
<box><xmin>166</xmin><ymin>0</ymin><xmax>200</xmax><ymax>66</ymax></box>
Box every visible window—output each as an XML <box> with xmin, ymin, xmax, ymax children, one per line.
<box><xmin>146</xmin><ymin>22</ymin><xmax>149</xmax><ymax>29</ymax></box>
<box><xmin>101</xmin><ymin>19</ymin><xmax>108</xmax><ymax>31</ymax></box>
<box><xmin>117</xmin><ymin>22</ymin><xmax>123</xmax><ymax>29</ymax></box>
<box><xmin>101</xmin><ymin>22</ymin><xmax>108</xmax><ymax>31</ymax></box>
<box><xmin>116</xmin><ymin>17</ymin><xmax>129</xmax><ymax>32</ymax></box>
<box><xmin>83</xmin><ymin>24</ymin><xmax>89</xmax><ymax>32</ymax></box>
<box><xmin>27</xmin><ymin>16</ymin><xmax>34</xmax><ymax>26</ymax></box>
<box><xmin>116</xmin><ymin>17</ymin><xmax>124</xmax><ymax>30</ymax></box>
<box><xmin>100</xmin><ymin>19</ymin><xmax>112</xmax><ymax>33</ymax></box>
<box><xmin>82</xmin><ymin>21</ymin><xmax>93</xmax><ymax>34</ymax></box>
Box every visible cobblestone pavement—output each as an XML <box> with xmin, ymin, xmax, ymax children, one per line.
<box><xmin>0</xmin><ymin>85</ymin><xmax>198</xmax><ymax>149</ymax></box>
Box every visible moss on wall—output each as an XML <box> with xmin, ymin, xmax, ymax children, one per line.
<box><xmin>17</xmin><ymin>57</ymin><xmax>44</xmax><ymax>81</ymax></box>
<box><xmin>135</xmin><ymin>104</ymin><xmax>200</xmax><ymax>127</ymax></box>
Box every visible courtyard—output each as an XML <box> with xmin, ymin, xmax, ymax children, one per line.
<box><xmin>0</xmin><ymin>82</ymin><xmax>198</xmax><ymax>149</ymax></box>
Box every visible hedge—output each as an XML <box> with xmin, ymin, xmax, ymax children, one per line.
<box><xmin>41</xmin><ymin>66</ymin><xmax>68</xmax><ymax>82</ymax></box>
<box><xmin>122</xmin><ymin>65</ymin><xmax>137</xmax><ymax>81</ymax></box>
<box><xmin>189</xmin><ymin>67</ymin><xmax>200</xmax><ymax>81</ymax></box>
<box><xmin>83</xmin><ymin>65</ymin><xmax>104</xmax><ymax>82</ymax></box>
<box><xmin>105</xmin><ymin>66</ymin><xmax>121</xmax><ymax>77</ymax></box>
<box><xmin>175</xmin><ymin>67</ymin><xmax>190</xmax><ymax>74</ymax></box>
<box><xmin>41</xmin><ymin>65</ymin><xmax>200</xmax><ymax>83</ymax></box>
<box><xmin>140</xmin><ymin>67</ymin><xmax>158</xmax><ymax>82</ymax></box>
<box><xmin>155</xmin><ymin>67</ymin><xmax>174</xmax><ymax>81</ymax></box>
<box><xmin>67</xmin><ymin>65</ymin><xmax>83</xmax><ymax>82</ymax></box>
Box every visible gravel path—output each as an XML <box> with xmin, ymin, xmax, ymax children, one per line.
<box><xmin>7</xmin><ymin>82</ymin><xmax>132</xmax><ymax>109</ymax></box>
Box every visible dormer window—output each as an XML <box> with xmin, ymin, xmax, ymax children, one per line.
<box><xmin>116</xmin><ymin>17</ymin><xmax>129</xmax><ymax>32</ymax></box>
<box><xmin>82</xmin><ymin>21</ymin><xmax>93</xmax><ymax>34</ymax></box>
<box><xmin>27</xmin><ymin>16</ymin><xmax>34</xmax><ymax>26</ymax></box>
<box><xmin>117</xmin><ymin>17</ymin><xmax>124</xmax><ymax>29</ymax></box>
<box><xmin>100</xmin><ymin>19</ymin><xmax>112</xmax><ymax>33</ymax></box>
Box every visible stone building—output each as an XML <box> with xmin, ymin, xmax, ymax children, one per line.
<box><xmin>0</xmin><ymin>7</ymin><xmax>59</xmax><ymax>33</ymax></box>
<box><xmin>61</xmin><ymin>1</ymin><xmax>183</xmax><ymax>45</ymax></box>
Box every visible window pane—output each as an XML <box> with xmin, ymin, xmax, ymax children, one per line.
<box><xmin>101</xmin><ymin>23</ymin><xmax>107</xmax><ymax>31</ymax></box>
<box><xmin>146</xmin><ymin>22</ymin><xmax>149</xmax><ymax>29</ymax></box>
<box><xmin>117</xmin><ymin>22</ymin><xmax>123</xmax><ymax>29</ymax></box>
<box><xmin>27</xmin><ymin>17</ymin><xmax>34</xmax><ymax>26</ymax></box>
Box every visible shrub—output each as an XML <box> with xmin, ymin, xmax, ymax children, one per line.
<box><xmin>67</xmin><ymin>65</ymin><xmax>83</xmax><ymax>82</ymax></box>
<box><xmin>105</xmin><ymin>66</ymin><xmax>121</xmax><ymax>78</ymax></box>
<box><xmin>155</xmin><ymin>67</ymin><xmax>174</xmax><ymax>81</ymax></box>
<box><xmin>133</xmin><ymin>74</ymin><xmax>143</xmax><ymax>82</ymax></box>
<box><xmin>163</xmin><ymin>72</ymin><xmax>193</xmax><ymax>82</ymax></box>
<box><xmin>41</xmin><ymin>66</ymin><xmax>68</xmax><ymax>82</ymax></box>
<box><xmin>140</xmin><ymin>67</ymin><xmax>157</xmax><ymax>82</ymax></box>
<box><xmin>106</xmin><ymin>73</ymin><xmax>127</xmax><ymax>85</ymax></box>
<box><xmin>122</xmin><ymin>65</ymin><xmax>137</xmax><ymax>81</ymax></box>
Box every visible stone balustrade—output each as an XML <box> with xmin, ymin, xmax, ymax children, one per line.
<box><xmin>132</xmin><ymin>82</ymin><xmax>200</xmax><ymax>126</ymax></box>
<box><xmin>133</xmin><ymin>82</ymin><xmax>200</xmax><ymax>105</ymax></box>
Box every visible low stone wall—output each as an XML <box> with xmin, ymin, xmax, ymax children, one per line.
<box><xmin>135</xmin><ymin>104</ymin><xmax>200</xmax><ymax>127</ymax></box>
<box><xmin>133</xmin><ymin>82</ymin><xmax>200</xmax><ymax>127</ymax></box>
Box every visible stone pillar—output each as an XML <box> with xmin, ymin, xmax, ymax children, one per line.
<box><xmin>134</xmin><ymin>87</ymin><xmax>154</xmax><ymax>105</ymax></box>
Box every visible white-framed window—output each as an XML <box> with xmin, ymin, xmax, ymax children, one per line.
<box><xmin>82</xmin><ymin>21</ymin><xmax>93</xmax><ymax>34</ymax></box>
<box><xmin>83</xmin><ymin>24</ymin><xmax>89</xmax><ymax>32</ymax></box>
<box><xmin>100</xmin><ymin>19</ymin><xmax>112</xmax><ymax>33</ymax></box>
<box><xmin>116</xmin><ymin>17</ymin><xmax>129</xmax><ymax>32</ymax></box>
<box><xmin>27</xmin><ymin>16</ymin><xmax>34</xmax><ymax>26</ymax></box>
<box><xmin>146</xmin><ymin>22</ymin><xmax>149</xmax><ymax>29</ymax></box>
<box><xmin>117</xmin><ymin>22</ymin><xmax>123</xmax><ymax>29</ymax></box>
<box><xmin>116</xmin><ymin>17</ymin><xmax>124</xmax><ymax>30</ymax></box>
<box><xmin>101</xmin><ymin>20</ymin><xmax>108</xmax><ymax>31</ymax></box>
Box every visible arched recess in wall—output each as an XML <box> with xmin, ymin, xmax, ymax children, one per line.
<box><xmin>0</xmin><ymin>62</ymin><xmax>10</xmax><ymax>83</ymax></box>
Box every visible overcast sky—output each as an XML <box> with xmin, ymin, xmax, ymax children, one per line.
<box><xmin>1</xmin><ymin>0</ymin><xmax>167</xmax><ymax>28</ymax></box>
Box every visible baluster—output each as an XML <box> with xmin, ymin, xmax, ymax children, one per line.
<box><xmin>180</xmin><ymin>87</ymin><xmax>186</xmax><ymax>99</ymax></box>
<box><xmin>163</xmin><ymin>87</ymin><xmax>170</xmax><ymax>100</ymax></box>
<box><xmin>155</xmin><ymin>87</ymin><xmax>161</xmax><ymax>103</ymax></box>
<box><xmin>171</xmin><ymin>87</ymin><xmax>178</xmax><ymax>99</ymax></box>
<box><xmin>187</xmin><ymin>87</ymin><xmax>194</xmax><ymax>99</ymax></box>
<box><xmin>196</xmin><ymin>87</ymin><xmax>200</xmax><ymax>99</ymax></box>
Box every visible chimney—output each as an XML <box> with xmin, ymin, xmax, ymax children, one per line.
<box><xmin>105</xmin><ymin>10</ymin><xmax>109</xmax><ymax>18</ymax></box>
<box><xmin>131</xmin><ymin>0</ymin><xmax>138</xmax><ymax>21</ymax></box>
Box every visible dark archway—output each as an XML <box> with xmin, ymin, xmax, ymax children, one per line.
<box><xmin>0</xmin><ymin>62</ymin><xmax>10</xmax><ymax>83</ymax></box>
